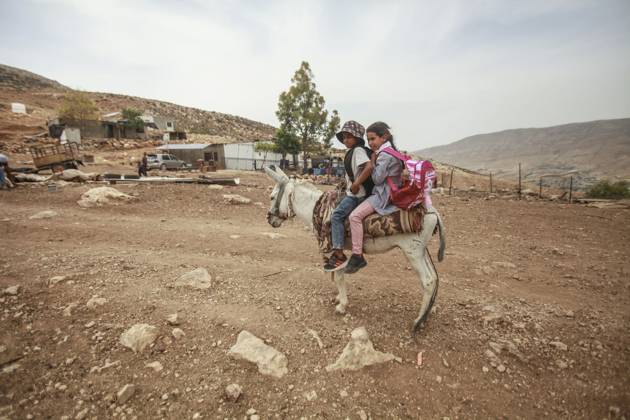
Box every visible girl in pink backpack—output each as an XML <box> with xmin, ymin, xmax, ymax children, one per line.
<box><xmin>345</xmin><ymin>122</ymin><xmax>403</xmax><ymax>274</ymax></box>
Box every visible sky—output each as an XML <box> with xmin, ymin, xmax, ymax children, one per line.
<box><xmin>1</xmin><ymin>0</ymin><xmax>629</xmax><ymax>151</ymax></box>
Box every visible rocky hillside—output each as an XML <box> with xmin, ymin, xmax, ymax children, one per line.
<box><xmin>0</xmin><ymin>63</ymin><xmax>275</xmax><ymax>144</ymax></box>
<box><xmin>416</xmin><ymin>119</ymin><xmax>630</xmax><ymax>188</ymax></box>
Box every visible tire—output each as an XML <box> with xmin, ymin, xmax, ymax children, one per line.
<box><xmin>160</xmin><ymin>163</ymin><xmax>167</xmax><ymax>171</ymax></box>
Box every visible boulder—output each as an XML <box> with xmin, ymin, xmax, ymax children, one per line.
<box><xmin>228</xmin><ymin>331</ymin><xmax>288</xmax><ymax>378</ymax></box>
<box><xmin>86</xmin><ymin>296</ymin><xmax>107</xmax><ymax>309</ymax></box>
<box><xmin>174</xmin><ymin>268</ymin><xmax>212</xmax><ymax>290</ymax></box>
<box><xmin>326</xmin><ymin>327</ymin><xmax>399</xmax><ymax>372</ymax></box>
<box><xmin>225</xmin><ymin>383</ymin><xmax>243</xmax><ymax>402</ymax></box>
<box><xmin>77</xmin><ymin>187</ymin><xmax>135</xmax><ymax>208</ymax></box>
<box><xmin>120</xmin><ymin>324</ymin><xmax>158</xmax><ymax>353</ymax></box>
<box><xmin>55</xmin><ymin>169</ymin><xmax>100</xmax><ymax>182</ymax></box>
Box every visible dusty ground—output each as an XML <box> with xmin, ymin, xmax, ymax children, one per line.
<box><xmin>0</xmin><ymin>167</ymin><xmax>629</xmax><ymax>420</ymax></box>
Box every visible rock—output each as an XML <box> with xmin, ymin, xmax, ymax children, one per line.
<box><xmin>75</xmin><ymin>408</ymin><xmax>88</xmax><ymax>420</ymax></box>
<box><xmin>550</xmin><ymin>341</ymin><xmax>568</xmax><ymax>351</ymax></box>
<box><xmin>228</xmin><ymin>330</ymin><xmax>288</xmax><ymax>378</ymax></box>
<box><xmin>497</xmin><ymin>364</ymin><xmax>506</xmax><ymax>373</ymax></box>
<box><xmin>488</xmin><ymin>340</ymin><xmax>528</xmax><ymax>362</ymax></box>
<box><xmin>260</xmin><ymin>232</ymin><xmax>287</xmax><ymax>239</ymax></box>
<box><xmin>307</xmin><ymin>329</ymin><xmax>324</xmax><ymax>348</ymax></box>
<box><xmin>77</xmin><ymin>187</ymin><xmax>135</xmax><ymax>208</ymax></box>
<box><xmin>55</xmin><ymin>169</ymin><xmax>100</xmax><ymax>182</ymax></box>
<box><xmin>86</xmin><ymin>296</ymin><xmax>107</xmax><ymax>309</ymax></box>
<box><xmin>14</xmin><ymin>173</ymin><xmax>51</xmax><ymax>182</ymax></box>
<box><xmin>555</xmin><ymin>359</ymin><xmax>568</xmax><ymax>369</ymax></box>
<box><xmin>246</xmin><ymin>408</ymin><xmax>257</xmax><ymax>415</ymax></box>
<box><xmin>491</xmin><ymin>261</ymin><xmax>516</xmax><ymax>269</ymax></box>
<box><xmin>166</xmin><ymin>313</ymin><xmax>180</xmax><ymax>326</ymax></box>
<box><xmin>63</xmin><ymin>302</ymin><xmax>79</xmax><ymax>317</ymax></box>
<box><xmin>223</xmin><ymin>194</ymin><xmax>251</xmax><ymax>204</ymax></box>
<box><xmin>484</xmin><ymin>349</ymin><xmax>500</xmax><ymax>365</ymax></box>
<box><xmin>117</xmin><ymin>384</ymin><xmax>135</xmax><ymax>404</ymax></box>
<box><xmin>145</xmin><ymin>361</ymin><xmax>163</xmax><ymax>372</ymax></box>
<box><xmin>120</xmin><ymin>324</ymin><xmax>158</xmax><ymax>352</ymax></box>
<box><xmin>48</xmin><ymin>275</ymin><xmax>67</xmax><ymax>287</ymax></box>
<box><xmin>2</xmin><ymin>285</ymin><xmax>20</xmax><ymax>296</ymax></box>
<box><xmin>326</xmin><ymin>327</ymin><xmax>400</xmax><ymax>372</ymax></box>
<box><xmin>303</xmin><ymin>390</ymin><xmax>317</xmax><ymax>401</ymax></box>
<box><xmin>358</xmin><ymin>409</ymin><xmax>369</xmax><ymax>420</ymax></box>
<box><xmin>224</xmin><ymin>383</ymin><xmax>242</xmax><ymax>402</ymax></box>
<box><xmin>171</xmin><ymin>328</ymin><xmax>185</xmax><ymax>340</ymax></box>
<box><xmin>174</xmin><ymin>268</ymin><xmax>212</xmax><ymax>290</ymax></box>
<box><xmin>29</xmin><ymin>210</ymin><xmax>59</xmax><ymax>220</ymax></box>
<box><xmin>207</xmin><ymin>184</ymin><xmax>224</xmax><ymax>190</ymax></box>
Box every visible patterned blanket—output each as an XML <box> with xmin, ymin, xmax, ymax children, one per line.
<box><xmin>312</xmin><ymin>185</ymin><xmax>426</xmax><ymax>254</ymax></box>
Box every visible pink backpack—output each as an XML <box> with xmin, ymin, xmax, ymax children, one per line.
<box><xmin>382</xmin><ymin>147</ymin><xmax>436</xmax><ymax>209</ymax></box>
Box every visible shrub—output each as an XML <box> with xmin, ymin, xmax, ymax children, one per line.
<box><xmin>585</xmin><ymin>180</ymin><xmax>630</xmax><ymax>199</ymax></box>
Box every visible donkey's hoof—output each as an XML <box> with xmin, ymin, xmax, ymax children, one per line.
<box><xmin>335</xmin><ymin>304</ymin><xmax>346</xmax><ymax>315</ymax></box>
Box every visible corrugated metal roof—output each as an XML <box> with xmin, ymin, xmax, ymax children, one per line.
<box><xmin>157</xmin><ymin>144</ymin><xmax>213</xmax><ymax>150</ymax></box>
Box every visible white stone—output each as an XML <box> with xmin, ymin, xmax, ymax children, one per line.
<box><xmin>326</xmin><ymin>327</ymin><xmax>399</xmax><ymax>372</ymax></box>
<box><xmin>77</xmin><ymin>187</ymin><xmax>135</xmax><ymax>208</ymax></box>
<box><xmin>550</xmin><ymin>341</ymin><xmax>568</xmax><ymax>351</ymax></box>
<box><xmin>224</xmin><ymin>383</ymin><xmax>242</xmax><ymax>402</ymax></box>
<box><xmin>166</xmin><ymin>313</ymin><xmax>180</xmax><ymax>326</ymax></box>
<box><xmin>223</xmin><ymin>194</ymin><xmax>251</xmax><ymax>204</ymax></box>
<box><xmin>228</xmin><ymin>331</ymin><xmax>288</xmax><ymax>378</ymax></box>
<box><xmin>117</xmin><ymin>384</ymin><xmax>135</xmax><ymax>404</ymax></box>
<box><xmin>86</xmin><ymin>296</ymin><xmax>107</xmax><ymax>309</ymax></box>
<box><xmin>145</xmin><ymin>361</ymin><xmax>163</xmax><ymax>372</ymax></box>
<box><xmin>48</xmin><ymin>275</ymin><xmax>67</xmax><ymax>287</ymax></box>
<box><xmin>2</xmin><ymin>285</ymin><xmax>20</xmax><ymax>296</ymax></box>
<box><xmin>29</xmin><ymin>210</ymin><xmax>59</xmax><ymax>220</ymax></box>
<box><xmin>63</xmin><ymin>302</ymin><xmax>79</xmax><ymax>317</ymax></box>
<box><xmin>171</xmin><ymin>328</ymin><xmax>185</xmax><ymax>340</ymax></box>
<box><xmin>120</xmin><ymin>324</ymin><xmax>158</xmax><ymax>352</ymax></box>
<box><xmin>175</xmin><ymin>268</ymin><xmax>212</xmax><ymax>290</ymax></box>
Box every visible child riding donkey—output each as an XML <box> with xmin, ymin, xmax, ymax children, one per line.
<box><xmin>324</xmin><ymin>120</ymin><xmax>374</xmax><ymax>272</ymax></box>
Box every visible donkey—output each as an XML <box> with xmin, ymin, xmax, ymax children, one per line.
<box><xmin>264</xmin><ymin>165</ymin><xmax>446</xmax><ymax>333</ymax></box>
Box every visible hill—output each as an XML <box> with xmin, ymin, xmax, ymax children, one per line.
<box><xmin>416</xmin><ymin>119</ymin><xmax>630</xmax><ymax>187</ymax></box>
<box><xmin>0</xmin><ymin>63</ymin><xmax>275</xmax><ymax>145</ymax></box>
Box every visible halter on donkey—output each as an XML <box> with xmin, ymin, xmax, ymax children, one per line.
<box><xmin>264</xmin><ymin>165</ymin><xmax>446</xmax><ymax>333</ymax></box>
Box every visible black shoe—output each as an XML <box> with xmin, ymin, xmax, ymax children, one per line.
<box><xmin>344</xmin><ymin>254</ymin><xmax>367</xmax><ymax>274</ymax></box>
<box><xmin>324</xmin><ymin>253</ymin><xmax>348</xmax><ymax>272</ymax></box>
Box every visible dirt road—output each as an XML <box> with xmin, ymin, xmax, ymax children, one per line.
<box><xmin>0</xmin><ymin>170</ymin><xmax>628</xmax><ymax>419</ymax></box>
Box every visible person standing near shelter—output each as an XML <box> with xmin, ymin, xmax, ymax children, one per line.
<box><xmin>139</xmin><ymin>152</ymin><xmax>148</xmax><ymax>177</ymax></box>
<box><xmin>0</xmin><ymin>153</ymin><xmax>14</xmax><ymax>189</ymax></box>
<box><xmin>324</xmin><ymin>121</ymin><xmax>374</xmax><ymax>271</ymax></box>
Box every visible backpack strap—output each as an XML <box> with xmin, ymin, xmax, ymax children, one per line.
<box><xmin>381</xmin><ymin>147</ymin><xmax>410</xmax><ymax>162</ymax></box>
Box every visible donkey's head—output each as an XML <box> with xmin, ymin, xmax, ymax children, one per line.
<box><xmin>264</xmin><ymin>165</ymin><xmax>294</xmax><ymax>228</ymax></box>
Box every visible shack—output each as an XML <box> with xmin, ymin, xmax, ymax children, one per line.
<box><xmin>158</xmin><ymin>142</ymin><xmax>284</xmax><ymax>170</ymax></box>
<box><xmin>156</xmin><ymin>144</ymin><xmax>216</xmax><ymax>165</ymax></box>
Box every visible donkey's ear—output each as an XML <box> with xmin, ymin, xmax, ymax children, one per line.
<box><xmin>275</xmin><ymin>165</ymin><xmax>289</xmax><ymax>179</ymax></box>
<box><xmin>264</xmin><ymin>165</ymin><xmax>287</xmax><ymax>183</ymax></box>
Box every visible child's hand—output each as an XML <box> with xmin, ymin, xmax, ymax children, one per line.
<box><xmin>350</xmin><ymin>182</ymin><xmax>360</xmax><ymax>194</ymax></box>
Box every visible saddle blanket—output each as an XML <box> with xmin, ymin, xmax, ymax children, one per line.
<box><xmin>312</xmin><ymin>186</ymin><xmax>425</xmax><ymax>254</ymax></box>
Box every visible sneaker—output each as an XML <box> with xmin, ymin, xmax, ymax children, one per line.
<box><xmin>324</xmin><ymin>253</ymin><xmax>348</xmax><ymax>272</ymax></box>
<box><xmin>344</xmin><ymin>254</ymin><xmax>367</xmax><ymax>274</ymax></box>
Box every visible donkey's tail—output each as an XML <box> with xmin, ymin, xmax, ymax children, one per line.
<box><xmin>428</xmin><ymin>208</ymin><xmax>446</xmax><ymax>262</ymax></box>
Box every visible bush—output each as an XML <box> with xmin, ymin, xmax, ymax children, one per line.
<box><xmin>585</xmin><ymin>180</ymin><xmax>630</xmax><ymax>199</ymax></box>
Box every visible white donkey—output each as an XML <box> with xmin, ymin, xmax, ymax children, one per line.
<box><xmin>264</xmin><ymin>165</ymin><xmax>446</xmax><ymax>333</ymax></box>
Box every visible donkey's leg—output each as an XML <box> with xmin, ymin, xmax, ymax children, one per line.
<box><xmin>333</xmin><ymin>271</ymin><xmax>348</xmax><ymax>314</ymax></box>
<box><xmin>401</xmin><ymin>213</ymin><xmax>439</xmax><ymax>333</ymax></box>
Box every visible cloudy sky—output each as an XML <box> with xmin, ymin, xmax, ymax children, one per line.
<box><xmin>1</xmin><ymin>0</ymin><xmax>629</xmax><ymax>150</ymax></box>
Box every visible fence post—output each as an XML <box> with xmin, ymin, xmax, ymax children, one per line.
<box><xmin>569</xmin><ymin>176</ymin><xmax>573</xmax><ymax>203</ymax></box>
<box><xmin>539</xmin><ymin>178</ymin><xmax>542</xmax><ymax>198</ymax></box>
<box><xmin>449</xmin><ymin>168</ymin><xmax>454</xmax><ymax>195</ymax></box>
<box><xmin>518</xmin><ymin>163</ymin><xmax>522</xmax><ymax>200</ymax></box>
<box><xmin>489</xmin><ymin>172</ymin><xmax>493</xmax><ymax>193</ymax></box>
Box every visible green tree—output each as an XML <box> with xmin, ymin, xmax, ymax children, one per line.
<box><xmin>59</xmin><ymin>91</ymin><xmax>99</xmax><ymax>123</ymax></box>
<box><xmin>276</xmin><ymin>61</ymin><xmax>340</xmax><ymax>166</ymax></box>
<box><xmin>122</xmin><ymin>108</ymin><xmax>144</xmax><ymax>131</ymax></box>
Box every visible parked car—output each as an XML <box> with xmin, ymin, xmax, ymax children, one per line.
<box><xmin>146</xmin><ymin>153</ymin><xmax>187</xmax><ymax>170</ymax></box>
